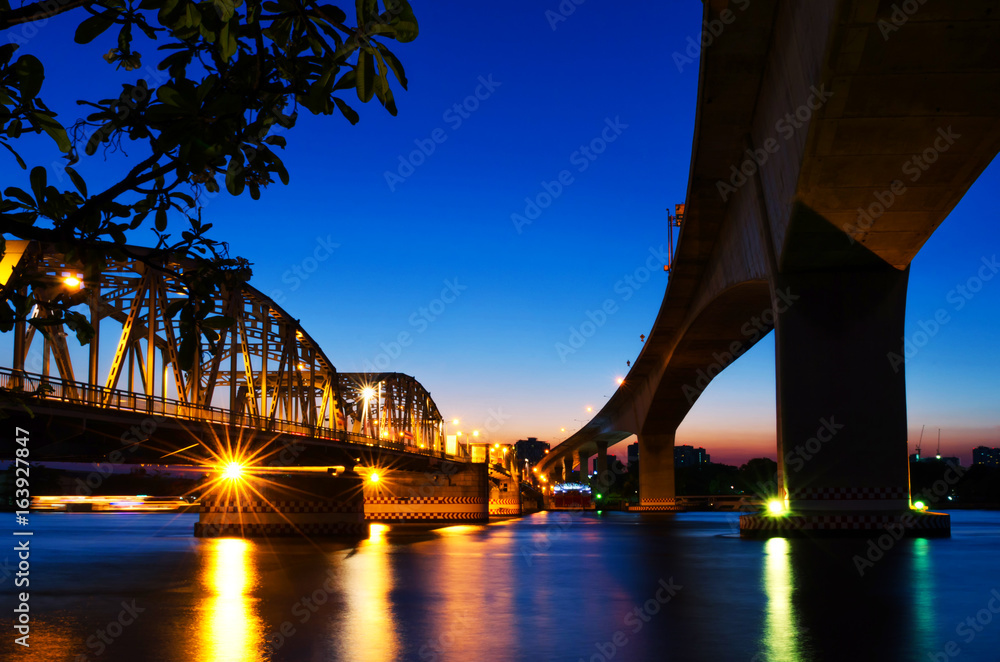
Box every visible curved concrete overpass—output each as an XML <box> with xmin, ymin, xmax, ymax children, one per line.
<box><xmin>538</xmin><ymin>0</ymin><xmax>1000</xmax><ymax>523</ymax></box>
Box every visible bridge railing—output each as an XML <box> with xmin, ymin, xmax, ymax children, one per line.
<box><xmin>0</xmin><ymin>367</ymin><xmax>461</xmax><ymax>462</ymax></box>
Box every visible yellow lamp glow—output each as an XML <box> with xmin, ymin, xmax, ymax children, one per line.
<box><xmin>63</xmin><ymin>276</ymin><xmax>82</xmax><ymax>288</ymax></box>
<box><xmin>369</xmin><ymin>472</ymin><xmax>380</xmax><ymax>484</ymax></box>
<box><xmin>223</xmin><ymin>462</ymin><xmax>244</xmax><ymax>480</ymax></box>
<box><xmin>767</xmin><ymin>499</ymin><xmax>785</xmax><ymax>515</ymax></box>
<box><xmin>362</xmin><ymin>387</ymin><xmax>376</xmax><ymax>401</ymax></box>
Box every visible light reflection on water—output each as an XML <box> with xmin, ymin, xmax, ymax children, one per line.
<box><xmin>5</xmin><ymin>511</ymin><xmax>1000</xmax><ymax>662</ymax></box>
<box><xmin>339</xmin><ymin>524</ymin><xmax>400</xmax><ymax>662</ymax></box>
<box><xmin>762</xmin><ymin>537</ymin><xmax>805</xmax><ymax>662</ymax></box>
<box><xmin>198</xmin><ymin>538</ymin><xmax>266</xmax><ymax>662</ymax></box>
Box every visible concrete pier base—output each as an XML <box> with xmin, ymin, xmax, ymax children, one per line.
<box><xmin>195</xmin><ymin>473</ymin><xmax>367</xmax><ymax>538</ymax></box>
<box><xmin>363</xmin><ymin>462</ymin><xmax>488</xmax><ymax>523</ymax></box>
<box><xmin>489</xmin><ymin>473</ymin><xmax>522</xmax><ymax>517</ymax></box>
<box><xmin>636</xmin><ymin>432</ymin><xmax>680</xmax><ymax>511</ymax></box>
<box><xmin>739</xmin><ymin>509</ymin><xmax>951</xmax><ymax>538</ymax></box>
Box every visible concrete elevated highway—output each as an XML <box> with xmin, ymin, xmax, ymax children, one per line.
<box><xmin>537</xmin><ymin>0</ymin><xmax>1000</xmax><ymax>535</ymax></box>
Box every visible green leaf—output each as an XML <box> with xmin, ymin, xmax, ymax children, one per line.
<box><xmin>13</xmin><ymin>54</ymin><xmax>43</xmax><ymax>100</ymax></box>
<box><xmin>333</xmin><ymin>97</ymin><xmax>359</xmax><ymax>124</ymax></box>
<box><xmin>29</xmin><ymin>166</ymin><xmax>46</xmax><ymax>201</ymax></box>
<box><xmin>155</xmin><ymin>207</ymin><xmax>168</xmax><ymax>231</ymax></box>
<box><xmin>74</xmin><ymin>10</ymin><xmax>118</xmax><ymax>44</ymax></box>
<box><xmin>0</xmin><ymin>141</ymin><xmax>26</xmax><ymax>169</ymax></box>
<box><xmin>225</xmin><ymin>153</ymin><xmax>244</xmax><ymax>195</ymax></box>
<box><xmin>219</xmin><ymin>20</ymin><xmax>238</xmax><ymax>61</ymax></box>
<box><xmin>65</xmin><ymin>166</ymin><xmax>88</xmax><ymax>197</ymax></box>
<box><xmin>383</xmin><ymin>0</ymin><xmax>417</xmax><ymax>42</ymax></box>
<box><xmin>3</xmin><ymin>186</ymin><xmax>34</xmax><ymax>207</ymax></box>
<box><xmin>200</xmin><ymin>315</ymin><xmax>234</xmax><ymax>329</ymax></box>
<box><xmin>356</xmin><ymin>51</ymin><xmax>374</xmax><ymax>103</ymax></box>
<box><xmin>213</xmin><ymin>0</ymin><xmax>235</xmax><ymax>21</ymax></box>
<box><xmin>165</xmin><ymin>298</ymin><xmax>186</xmax><ymax>318</ymax></box>
<box><xmin>30</xmin><ymin>112</ymin><xmax>71</xmax><ymax>153</ymax></box>
<box><xmin>376</xmin><ymin>44</ymin><xmax>407</xmax><ymax>88</ymax></box>
<box><xmin>156</xmin><ymin>86</ymin><xmax>184</xmax><ymax>107</ymax></box>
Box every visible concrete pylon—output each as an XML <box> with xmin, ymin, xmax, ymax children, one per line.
<box><xmin>563</xmin><ymin>455</ymin><xmax>573</xmax><ymax>484</ymax></box>
<box><xmin>741</xmin><ymin>266</ymin><xmax>949</xmax><ymax>536</ymax></box>
<box><xmin>596</xmin><ymin>441</ymin><xmax>608</xmax><ymax>480</ymax></box>
<box><xmin>577</xmin><ymin>449</ymin><xmax>589</xmax><ymax>484</ymax></box>
<box><xmin>637</xmin><ymin>433</ymin><xmax>676</xmax><ymax>511</ymax></box>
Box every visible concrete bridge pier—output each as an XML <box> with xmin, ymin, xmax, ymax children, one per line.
<box><xmin>634</xmin><ymin>433</ymin><xmax>678</xmax><ymax>512</ymax></box>
<box><xmin>563</xmin><ymin>456</ymin><xmax>573</xmax><ymax>483</ymax></box>
<box><xmin>595</xmin><ymin>441</ymin><xmax>608</xmax><ymax>482</ymax></box>
<box><xmin>195</xmin><ymin>473</ymin><xmax>367</xmax><ymax>538</ymax></box>
<box><xmin>740</xmin><ymin>266</ymin><xmax>949</xmax><ymax>536</ymax></box>
<box><xmin>364</xmin><ymin>462</ymin><xmax>488</xmax><ymax>523</ymax></box>
<box><xmin>577</xmin><ymin>449</ymin><xmax>589</xmax><ymax>484</ymax></box>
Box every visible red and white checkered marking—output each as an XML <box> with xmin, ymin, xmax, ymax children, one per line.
<box><xmin>195</xmin><ymin>521</ymin><xmax>367</xmax><ymax>537</ymax></box>
<box><xmin>739</xmin><ymin>512</ymin><xmax>950</xmax><ymax>531</ymax></box>
<box><xmin>365</xmin><ymin>496</ymin><xmax>484</xmax><ymax>505</ymax></box>
<box><xmin>201</xmin><ymin>499</ymin><xmax>361</xmax><ymax>514</ymax></box>
<box><xmin>788</xmin><ymin>487</ymin><xmax>908</xmax><ymax>500</ymax></box>
<box><xmin>364</xmin><ymin>512</ymin><xmax>486</xmax><ymax>521</ymax></box>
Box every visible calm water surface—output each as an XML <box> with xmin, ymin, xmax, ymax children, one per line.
<box><xmin>2</xmin><ymin>511</ymin><xmax>1000</xmax><ymax>661</ymax></box>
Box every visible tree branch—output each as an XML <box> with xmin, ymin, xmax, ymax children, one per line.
<box><xmin>0</xmin><ymin>0</ymin><xmax>92</xmax><ymax>30</ymax></box>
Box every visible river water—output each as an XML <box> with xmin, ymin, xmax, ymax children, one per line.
<box><xmin>2</xmin><ymin>510</ymin><xmax>999</xmax><ymax>661</ymax></box>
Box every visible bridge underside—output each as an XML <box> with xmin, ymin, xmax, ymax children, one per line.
<box><xmin>538</xmin><ymin>0</ymin><xmax>1000</xmax><ymax>536</ymax></box>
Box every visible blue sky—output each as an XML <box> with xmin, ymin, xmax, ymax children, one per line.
<box><xmin>3</xmin><ymin>1</ymin><xmax>998</xmax><ymax>465</ymax></box>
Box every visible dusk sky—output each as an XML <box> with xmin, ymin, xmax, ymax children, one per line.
<box><xmin>4</xmin><ymin>1</ymin><xmax>999</xmax><ymax>466</ymax></box>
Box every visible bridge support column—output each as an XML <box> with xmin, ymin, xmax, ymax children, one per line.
<box><xmin>635</xmin><ymin>433</ymin><xmax>677</xmax><ymax>511</ymax></box>
<box><xmin>577</xmin><ymin>449</ymin><xmax>589</xmax><ymax>484</ymax></box>
<box><xmin>740</xmin><ymin>267</ymin><xmax>948</xmax><ymax>536</ymax></box>
<box><xmin>196</xmin><ymin>473</ymin><xmax>367</xmax><ymax>538</ymax></box>
<box><xmin>364</xmin><ymin>463</ymin><xmax>489</xmax><ymax>523</ymax></box>
<box><xmin>563</xmin><ymin>456</ymin><xmax>573</xmax><ymax>484</ymax></box>
<box><xmin>595</xmin><ymin>441</ymin><xmax>608</xmax><ymax>482</ymax></box>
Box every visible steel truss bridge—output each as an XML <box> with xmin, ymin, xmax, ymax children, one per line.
<box><xmin>0</xmin><ymin>240</ymin><xmax>449</xmax><ymax>460</ymax></box>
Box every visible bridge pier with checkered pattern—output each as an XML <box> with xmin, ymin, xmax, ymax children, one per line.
<box><xmin>195</xmin><ymin>473</ymin><xmax>367</xmax><ymax>538</ymax></box>
<box><xmin>363</xmin><ymin>462</ymin><xmax>489</xmax><ymax>523</ymax></box>
<box><xmin>740</xmin><ymin>268</ymin><xmax>950</xmax><ymax>537</ymax></box>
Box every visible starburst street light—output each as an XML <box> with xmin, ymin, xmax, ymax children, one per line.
<box><xmin>222</xmin><ymin>462</ymin><xmax>244</xmax><ymax>481</ymax></box>
<box><xmin>362</xmin><ymin>386</ymin><xmax>376</xmax><ymax>401</ymax></box>
<box><xmin>63</xmin><ymin>275</ymin><xmax>82</xmax><ymax>288</ymax></box>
